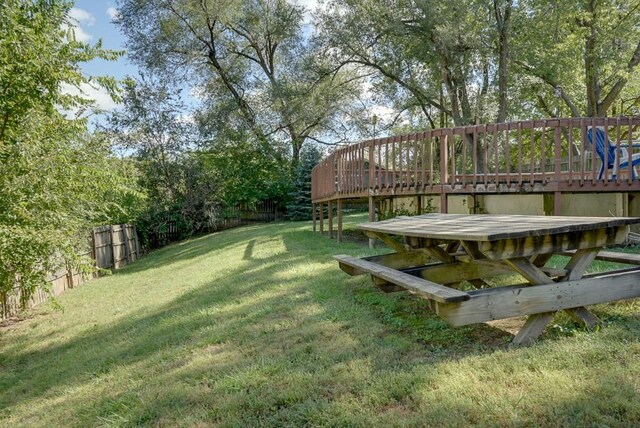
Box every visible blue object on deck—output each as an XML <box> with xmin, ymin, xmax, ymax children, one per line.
<box><xmin>587</xmin><ymin>127</ymin><xmax>640</xmax><ymax>180</ymax></box>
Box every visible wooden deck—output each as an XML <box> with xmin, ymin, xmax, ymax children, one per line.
<box><xmin>311</xmin><ymin>117</ymin><xmax>640</xmax><ymax>241</ymax></box>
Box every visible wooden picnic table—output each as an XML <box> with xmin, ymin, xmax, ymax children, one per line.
<box><xmin>335</xmin><ymin>214</ymin><xmax>640</xmax><ymax>345</ymax></box>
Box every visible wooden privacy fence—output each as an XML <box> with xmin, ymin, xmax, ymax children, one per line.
<box><xmin>148</xmin><ymin>200</ymin><xmax>284</xmax><ymax>248</ymax></box>
<box><xmin>93</xmin><ymin>224</ymin><xmax>141</xmax><ymax>270</ymax></box>
<box><xmin>312</xmin><ymin>116</ymin><xmax>640</xmax><ymax>202</ymax></box>
<box><xmin>1</xmin><ymin>224</ymin><xmax>141</xmax><ymax>319</ymax></box>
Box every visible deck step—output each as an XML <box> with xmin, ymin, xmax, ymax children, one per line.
<box><xmin>334</xmin><ymin>255</ymin><xmax>470</xmax><ymax>303</ymax></box>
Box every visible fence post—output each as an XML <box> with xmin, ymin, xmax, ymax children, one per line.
<box><xmin>110</xmin><ymin>225</ymin><xmax>117</xmax><ymax>270</ymax></box>
<box><xmin>133</xmin><ymin>225</ymin><xmax>140</xmax><ymax>260</ymax></box>
<box><xmin>122</xmin><ymin>224</ymin><xmax>131</xmax><ymax>264</ymax></box>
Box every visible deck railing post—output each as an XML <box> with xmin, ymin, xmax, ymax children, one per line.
<box><xmin>440</xmin><ymin>133</ymin><xmax>449</xmax><ymax>213</ymax></box>
<box><xmin>369</xmin><ymin>196</ymin><xmax>376</xmax><ymax>249</ymax></box>
<box><xmin>369</xmin><ymin>140</ymin><xmax>375</xmax><ymax>191</ymax></box>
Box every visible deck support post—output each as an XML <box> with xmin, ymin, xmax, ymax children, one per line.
<box><xmin>440</xmin><ymin>193</ymin><xmax>448</xmax><ymax>213</ymax></box>
<box><xmin>337</xmin><ymin>200</ymin><xmax>343</xmax><ymax>243</ymax></box>
<box><xmin>312</xmin><ymin>203</ymin><xmax>317</xmax><ymax>232</ymax></box>
<box><xmin>319</xmin><ymin>202</ymin><xmax>324</xmax><ymax>234</ymax></box>
<box><xmin>416</xmin><ymin>196</ymin><xmax>422</xmax><ymax>215</ymax></box>
<box><xmin>369</xmin><ymin>196</ymin><xmax>376</xmax><ymax>249</ymax></box>
<box><xmin>554</xmin><ymin>191</ymin><xmax>562</xmax><ymax>216</ymax></box>
<box><xmin>328</xmin><ymin>201</ymin><xmax>334</xmax><ymax>239</ymax></box>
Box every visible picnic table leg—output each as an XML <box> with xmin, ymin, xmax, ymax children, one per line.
<box><xmin>505</xmin><ymin>257</ymin><xmax>558</xmax><ymax>345</ymax></box>
<box><xmin>506</xmin><ymin>253</ymin><xmax>601</xmax><ymax>344</ymax></box>
<box><xmin>560</xmin><ymin>248</ymin><xmax>602</xmax><ymax>328</ymax></box>
<box><xmin>512</xmin><ymin>312</ymin><xmax>556</xmax><ymax>346</ymax></box>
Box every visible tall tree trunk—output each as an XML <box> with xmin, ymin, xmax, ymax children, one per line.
<box><xmin>584</xmin><ymin>0</ymin><xmax>601</xmax><ymax>116</ymax></box>
<box><xmin>494</xmin><ymin>0</ymin><xmax>512</xmax><ymax>123</ymax></box>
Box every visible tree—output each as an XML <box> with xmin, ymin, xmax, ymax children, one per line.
<box><xmin>116</xmin><ymin>0</ymin><xmax>360</xmax><ymax>164</ymax></box>
<box><xmin>511</xmin><ymin>0</ymin><xmax>640</xmax><ymax>117</ymax></box>
<box><xmin>317</xmin><ymin>0</ymin><xmax>510</xmax><ymax>129</ymax></box>
<box><xmin>106</xmin><ymin>76</ymin><xmax>225</xmax><ymax>245</ymax></box>
<box><xmin>0</xmin><ymin>0</ymin><xmax>142</xmax><ymax>302</ymax></box>
<box><xmin>285</xmin><ymin>145</ymin><xmax>323</xmax><ymax>221</ymax></box>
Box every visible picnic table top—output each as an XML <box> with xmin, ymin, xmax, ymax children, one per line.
<box><xmin>358</xmin><ymin>213</ymin><xmax>640</xmax><ymax>242</ymax></box>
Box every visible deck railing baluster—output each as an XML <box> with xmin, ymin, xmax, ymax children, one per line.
<box><xmin>505</xmin><ymin>126</ymin><xmax>511</xmax><ymax>187</ymax></box>
<box><xmin>462</xmin><ymin>130</ymin><xmax>468</xmax><ymax>187</ymax></box>
<box><xmin>591</xmin><ymin>117</ymin><xmax>597</xmax><ymax>185</ymax></box>
<box><xmin>604</xmin><ymin>119</ymin><xmax>610</xmax><ymax>185</ymax></box>
<box><xmin>615</xmin><ymin>118</ymin><xmax>622</xmax><ymax>185</ymax></box>
<box><xmin>629</xmin><ymin>116</ymin><xmax>634</xmax><ymax>185</ymax></box>
<box><xmin>450</xmin><ymin>130</ymin><xmax>456</xmax><ymax>186</ymax></box>
<box><xmin>517</xmin><ymin>122</ymin><xmax>523</xmax><ymax>186</ymax></box>
<box><xmin>568</xmin><ymin>122</ymin><xmax>574</xmax><ymax>185</ymax></box>
<box><xmin>554</xmin><ymin>122</ymin><xmax>561</xmax><ymax>188</ymax></box>
<box><xmin>541</xmin><ymin>121</ymin><xmax>547</xmax><ymax>183</ymax></box>
<box><xmin>429</xmin><ymin>132</ymin><xmax>434</xmax><ymax>189</ymax></box>
<box><xmin>472</xmin><ymin>127</ymin><xmax>478</xmax><ymax>188</ymax></box>
<box><xmin>411</xmin><ymin>132</ymin><xmax>420</xmax><ymax>190</ymax></box>
<box><xmin>492</xmin><ymin>124</ymin><xmax>500</xmax><ymax>184</ymax></box>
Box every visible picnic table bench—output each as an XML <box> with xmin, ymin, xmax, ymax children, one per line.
<box><xmin>335</xmin><ymin>214</ymin><xmax>640</xmax><ymax>345</ymax></box>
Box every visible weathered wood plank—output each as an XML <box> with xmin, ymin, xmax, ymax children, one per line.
<box><xmin>334</xmin><ymin>255</ymin><xmax>470</xmax><ymax>303</ymax></box>
<box><xmin>361</xmin><ymin>251</ymin><xmax>433</xmax><ymax>271</ymax></box>
<box><xmin>562</xmin><ymin>249</ymin><xmax>640</xmax><ymax>266</ymax></box>
<box><xmin>560</xmin><ymin>247</ymin><xmax>602</xmax><ymax>327</ymax></box>
<box><xmin>479</xmin><ymin>226</ymin><xmax>628</xmax><ymax>260</ymax></box>
<box><xmin>424</xmin><ymin>244</ymin><xmax>455</xmax><ymax>264</ymax></box>
<box><xmin>563</xmin><ymin>248</ymin><xmax>600</xmax><ymax>281</ymax></box>
<box><xmin>401</xmin><ymin>261</ymin><xmax>513</xmax><ymax>285</ymax></box>
<box><xmin>511</xmin><ymin>313</ymin><xmax>555</xmax><ymax>346</ymax></box>
<box><xmin>565</xmin><ymin>307</ymin><xmax>600</xmax><ymax>329</ymax></box>
<box><xmin>460</xmin><ymin>240</ymin><xmax>486</xmax><ymax>259</ymax></box>
<box><xmin>358</xmin><ymin>214</ymin><xmax>640</xmax><ymax>242</ymax></box>
<box><xmin>504</xmin><ymin>257</ymin><xmax>554</xmax><ymax>285</ymax></box>
<box><xmin>435</xmin><ymin>268</ymin><xmax>640</xmax><ymax>326</ymax></box>
<box><xmin>365</xmin><ymin>231</ymin><xmax>407</xmax><ymax>253</ymax></box>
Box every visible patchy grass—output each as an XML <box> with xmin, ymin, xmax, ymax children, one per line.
<box><xmin>1</xmin><ymin>213</ymin><xmax>640</xmax><ymax>427</ymax></box>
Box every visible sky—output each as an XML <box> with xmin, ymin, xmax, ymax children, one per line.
<box><xmin>66</xmin><ymin>1</ymin><xmax>135</xmax><ymax>114</ymax></box>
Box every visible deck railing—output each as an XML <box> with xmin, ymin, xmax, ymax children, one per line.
<box><xmin>312</xmin><ymin>117</ymin><xmax>640</xmax><ymax>201</ymax></box>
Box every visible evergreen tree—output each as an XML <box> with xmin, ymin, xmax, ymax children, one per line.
<box><xmin>286</xmin><ymin>146</ymin><xmax>323</xmax><ymax>221</ymax></box>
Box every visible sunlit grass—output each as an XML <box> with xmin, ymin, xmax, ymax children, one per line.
<box><xmin>1</xmin><ymin>213</ymin><xmax>639</xmax><ymax>426</ymax></box>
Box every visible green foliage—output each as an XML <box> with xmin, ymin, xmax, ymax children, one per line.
<box><xmin>286</xmin><ymin>145</ymin><xmax>323</xmax><ymax>220</ymax></box>
<box><xmin>379</xmin><ymin>198</ymin><xmax>436</xmax><ymax>221</ymax></box>
<box><xmin>0</xmin><ymin>0</ymin><xmax>142</xmax><ymax>300</ymax></box>
<box><xmin>201</xmin><ymin>135</ymin><xmax>292</xmax><ymax>210</ymax></box>
<box><xmin>107</xmin><ymin>77</ymin><xmax>225</xmax><ymax>246</ymax></box>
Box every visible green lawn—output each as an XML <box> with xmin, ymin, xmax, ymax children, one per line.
<box><xmin>2</xmin><ymin>214</ymin><xmax>640</xmax><ymax>427</ymax></box>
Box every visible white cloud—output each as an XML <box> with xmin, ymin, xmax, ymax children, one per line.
<box><xmin>63</xmin><ymin>7</ymin><xmax>95</xmax><ymax>43</ymax></box>
<box><xmin>69</xmin><ymin>7</ymin><xmax>95</xmax><ymax>26</ymax></box>
<box><xmin>106</xmin><ymin>6</ymin><xmax>120</xmax><ymax>21</ymax></box>
<box><xmin>61</xmin><ymin>82</ymin><xmax>121</xmax><ymax>117</ymax></box>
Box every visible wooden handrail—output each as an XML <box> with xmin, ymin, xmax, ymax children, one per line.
<box><xmin>312</xmin><ymin>117</ymin><xmax>640</xmax><ymax>202</ymax></box>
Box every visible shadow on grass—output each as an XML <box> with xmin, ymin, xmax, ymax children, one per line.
<box><xmin>1</xmin><ymin>221</ymin><xmax>639</xmax><ymax>425</ymax></box>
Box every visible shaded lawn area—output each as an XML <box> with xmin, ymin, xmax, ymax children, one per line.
<box><xmin>1</xmin><ymin>213</ymin><xmax>640</xmax><ymax>426</ymax></box>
